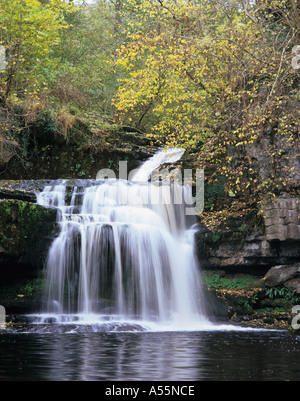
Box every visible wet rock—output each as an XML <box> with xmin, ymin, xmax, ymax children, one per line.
<box><xmin>12</xmin><ymin>321</ymin><xmax>148</xmax><ymax>334</ymax></box>
<box><xmin>0</xmin><ymin>188</ymin><xmax>37</xmax><ymax>203</ymax></box>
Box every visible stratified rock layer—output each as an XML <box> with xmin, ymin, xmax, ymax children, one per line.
<box><xmin>200</xmin><ymin>197</ymin><xmax>300</xmax><ymax>271</ymax></box>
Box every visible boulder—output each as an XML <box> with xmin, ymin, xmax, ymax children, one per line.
<box><xmin>263</xmin><ymin>263</ymin><xmax>300</xmax><ymax>287</ymax></box>
<box><xmin>284</xmin><ymin>278</ymin><xmax>300</xmax><ymax>294</ymax></box>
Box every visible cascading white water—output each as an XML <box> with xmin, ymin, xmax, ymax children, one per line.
<box><xmin>36</xmin><ymin>149</ymin><xmax>212</xmax><ymax>329</ymax></box>
<box><xmin>131</xmin><ymin>147</ymin><xmax>185</xmax><ymax>182</ymax></box>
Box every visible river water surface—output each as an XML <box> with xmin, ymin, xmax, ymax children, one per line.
<box><xmin>3</xmin><ymin>152</ymin><xmax>299</xmax><ymax>382</ymax></box>
<box><xmin>1</xmin><ymin>329</ymin><xmax>300</xmax><ymax>381</ymax></box>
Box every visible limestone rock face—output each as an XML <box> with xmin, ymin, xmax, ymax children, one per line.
<box><xmin>199</xmin><ymin>197</ymin><xmax>300</xmax><ymax>271</ymax></box>
<box><xmin>263</xmin><ymin>198</ymin><xmax>300</xmax><ymax>241</ymax></box>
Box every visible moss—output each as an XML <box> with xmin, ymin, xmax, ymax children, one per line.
<box><xmin>0</xmin><ymin>276</ymin><xmax>47</xmax><ymax>314</ymax></box>
<box><xmin>203</xmin><ymin>272</ymin><xmax>260</xmax><ymax>289</ymax></box>
<box><xmin>0</xmin><ymin>201</ymin><xmax>12</xmax><ymax>217</ymax></box>
<box><xmin>206</xmin><ymin>272</ymin><xmax>300</xmax><ymax>329</ymax></box>
<box><xmin>0</xmin><ymin>199</ymin><xmax>58</xmax><ymax>267</ymax></box>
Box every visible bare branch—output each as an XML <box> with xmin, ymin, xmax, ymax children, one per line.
<box><xmin>243</xmin><ymin>0</ymin><xmax>258</xmax><ymax>24</ymax></box>
<box><xmin>157</xmin><ymin>0</ymin><xmax>177</xmax><ymax>20</ymax></box>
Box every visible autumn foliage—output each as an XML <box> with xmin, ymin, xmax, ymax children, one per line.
<box><xmin>0</xmin><ymin>0</ymin><xmax>299</xmax><ymax>223</ymax></box>
<box><xmin>112</xmin><ymin>0</ymin><xmax>299</xmax><ymax>219</ymax></box>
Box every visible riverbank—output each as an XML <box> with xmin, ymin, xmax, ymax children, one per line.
<box><xmin>204</xmin><ymin>271</ymin><xmax>300</xmax><ymax>331</ymax></box>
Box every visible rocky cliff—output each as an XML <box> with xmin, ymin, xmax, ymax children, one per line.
<box><xmin>199</xmin><ymin>196</ymin><xmax>300</xmax><ymax>272</ymax></box>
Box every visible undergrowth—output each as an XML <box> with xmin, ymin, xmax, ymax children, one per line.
<box><xmin>203</xmin><ymin>273</ymin><xmax>260</xmax><ymax>290</ymax></box>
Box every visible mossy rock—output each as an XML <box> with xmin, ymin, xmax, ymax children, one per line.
<box><xmin>0</xmin><ymin>199</ymin><xmax>58</xmax><ymax>269</ymax></box>
<box><xmin>0</xmin><ymin>276</ymin><xmax>47</xmax><ymax>314</ymax></box>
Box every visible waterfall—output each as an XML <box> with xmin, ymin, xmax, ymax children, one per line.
<box><xmin>37</xmin><ymin>149</ymin><xmax>212</xmax><ymax>329</ymax></box>
<box><xmin>131</xmin><ymin>147</ymin><xmax>185</xmax><ymax>182</ymax></box>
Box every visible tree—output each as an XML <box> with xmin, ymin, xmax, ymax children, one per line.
<box><xmin>112</xmin><ymin>1</ymin><xmax>262</xmax><ymax>144</ymax></box>
<box><xmin>0</xmin><ymin>0</ymin><xmax>76</xmax><ymax>103</ymax></box>
<box><xmin>112</xmin><ymin>0</ymin><xmax>299</xmax><ymax>217</ymax></box>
